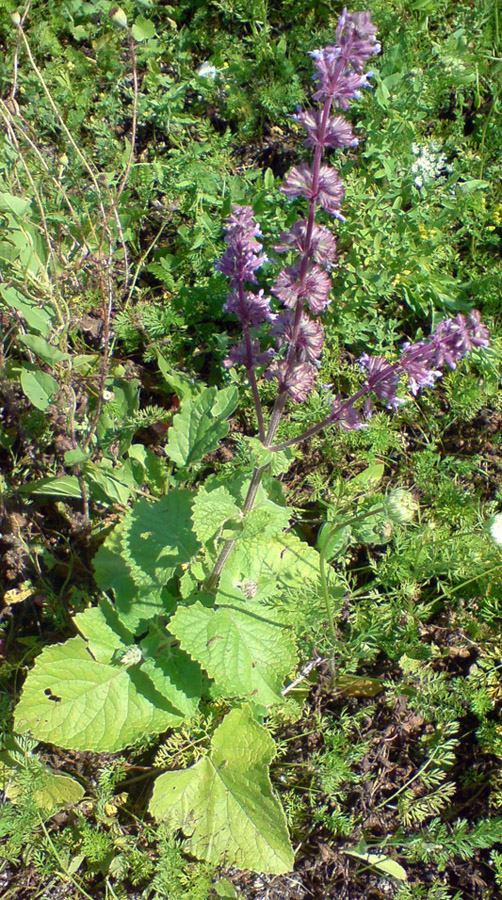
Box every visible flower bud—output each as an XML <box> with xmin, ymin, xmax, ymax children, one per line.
<box><xmin>489</xmin><ymin>513</ymin><xmax>502</xmax><ymax>548</ymax></box>
<box><xmin>109</xmin><ymin>6</ymin><xmax>128</xmax><ymax>28</ymax></box>
<box><xmin>386</xmin><ymin>489</ymin><xmax>418</xmax><ymax>524</ymax></box>
<box><xmin>11</xmin><ymin>11</ymin><xmax>21</xmax><ymax>26</ymax></box>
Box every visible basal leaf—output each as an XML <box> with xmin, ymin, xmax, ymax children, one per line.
<box><xmin>18</xmin><ymin>334</ymin><xmax>70</xmax><ymax>364</ymax></box>
<box><xmin>0</xmin><ymin>285</ymin><xmax>52</xmax><ymax>335</ymax></box>
<box><xmin>149</xmin><ymin>706</ymin><xmax>294</xmax><ymax>874</ymax></box>
<box><xmin>241</xmin><ymin>499</ymin><xmax>290</xmax><ymax>541</ymax></box>
<box><xmin>0</xmin><ymin>191</ymin><xmax>30</xmax><ymax>215</ymax></box>
<box><xmin>140</xmin><ymin>624</ymin><xmax>201</xmax><ymax>719</ymax></box>
<box><xmin>14</xmin><ymin>610</ymin><xmax>193</xmax><ymax>751</ymax></box>
<box><xmin>120</xmin><ymin>490</ymin><xmax>199</xmax><ymax>589</ymax></box>
<box><xmin>155</xmin><ymin>352</ymin><xmax>203</xmax><ymax>402</ymax></box>
<box><xmin>93</xmin><ymin>522</ymin><xmax>172</xmax><ymax>634</ymax></box>
<box><xmin>169</xmin><ymin>599</ymin><xmax>296</xmax><ymax>705</ymax></box>
<box><xmin>131</xmin><ymin>16</ymin><xmax>156</xmax><ymax>41</ymax></box>
<box><xmin>166</xmin><ymin>386</ymin><xmax>238</xmax><ymax>468</ymax></box>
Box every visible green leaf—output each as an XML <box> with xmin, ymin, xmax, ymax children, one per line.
<box><xmin>83</xmin><ymin>460</ymin><xmax>134</xmax><ymax>506</ymax></box>
<box><xmin>342</xmin><ymin>850</ymin><xmax>407</xmax><ymax>881</ymax></box>
<box><xmin>131</xmin><ymin>16</ymin><xmax>156</xmax><ymax>41</ymax></box>
<box><xmin>241</xmin><ymin>499</ymin><xmax>290</xmax><ymax>542</ymax></box>
<box><xmin>33</xmin><ymin>772</ymin><xmax>85</xmax><ymax>815</ymax></box>
<box><xmin>166</xmin><ymin>386</ymin><xmax>239</xmax><ymax>468</ymax></box>
<box><xmin>0</xmin><ymin>286</ymin><xmax>52</xmax><ymax>335</ymax></box>
<box><xmin>93</xmin><ymin>523</ymin><xmax>172</xmax><ymax>634</ymax></box>
<box><xmin>64</xmin><ymin>448</ymin><xmax>89</xmax><ymax>466</ymax></box>
<box><xmin>348</xmin><ymin>463</ymin><xmax>385</xmax><ymax>492</ymax></box>
<box><xmin>192</xmin><ymin>485</ymin><xmax>240</xmax><ymax>543</ymax></box>
<box><xmin>15</xmin><ymin>607</ymin><xmax>193</xmax><ymax>751</ymax></box>
<box><xmin>149</xmin><ymin>706</ymin><xmax>294</xmax><ymax>874</ymax></box>
<box><xmin>263</xmin><ymin>168</ymin><xmax>275</xmax><ymax>189</ymax></box>
<box><xmin>169</xmin><ymin>599</ymin><xmax>296</xmax><ymax>705</ymax></box>
<box><xmin>128</xmin><ymin>444</ymin><xmax>168</xmax><ymax>495</ymax></box>
<box><xmin>217</xmin><ymin>530</ymin><xmax>320</xmax><ymax>605</ymax></box>
<box><xmin>155</xmin><ymin>352</ymin><xmax>203</xmax><ymax>402</ymax></box>
<box><xmin>0</xmin><ymin>191</ymin><xmax>30</xmax><ymax>215</ymax></box>
<box><xmin>19</xmin><ymin>475</ymin><xmax>82</xmax><ymax>498</ymax></box>
<box><xmin>140</xmin><ymin>623</ymin><xmax>201</xmax><ymax>719</ymax></box>
<box><xmin>120</xmin><ymin>490</ymin><xmax>199</xmax><ymax>588</ymax></box>
<box><xmin>456</xmin><ymin>179</ymin><xmax>490</xmax><ymax>194</ymax></box>
<box><xmin>20</xmin><ymin>366</ymin><xmax>58</xmax><ymax>410</ymax></box>
<box><xmin>246</xmin><ymin>439</ymin><xmax>295</xmax><ymax>476</ymax></box>
<box><xmin>317</xmin><ymin>522</ymin><xmax>352</xmax><ymax>561</ymax></box>
<box><xmin>19</xmin><ymin>334</ymin><xmax>70</xmax><ymax>364</ymax></box>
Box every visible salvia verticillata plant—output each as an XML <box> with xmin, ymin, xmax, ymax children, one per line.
<box><xmin>207</xmin><ymin>9</ymin><xmax>489</xmax><ymax>586</ymax></box>
<box><xmin>12</xmin><ymin>9</ymin><xmax>489</xmax><ymax>878</ymax></box>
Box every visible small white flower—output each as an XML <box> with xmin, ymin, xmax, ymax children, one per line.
<box><xmin>489</xmin><ymin>513</ymin><xmax>502</xmax><ymax>548</ymax></box>
<box><xmin>197</xmin><ymin>61</ymin><xmax>219</xmax><ymax>80</ymax></box>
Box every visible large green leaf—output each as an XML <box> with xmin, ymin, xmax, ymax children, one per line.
<box><xmin>93</xmin><ymin>525</ymin><xmax>170</xmax><ymax>634</ymax></box>
<box><xmin>217</xmin><ymin>531</ymin><xmax>321</xmax><ymax>606</ymax></box>
<box><xmin>120</xmin><ymin>490</ymin><xmax>199</xmax><ymax>589</ymax></box>
<box><xmin>191</xmin><ymin>485</ymin><xmax>240</xmax><ymax>544</ymax></box>
<box><xmin>166</xmin><ymin>386</ymin><xmax>238</xmax><ymax>468</ymax></box>
<box><xmin>149</xmin><ymin>706</ymin><xmax>294</xmax><ymax>874</ymax></box>
<box><xmin>170</xmin><ymin>599</ymin><xmax>296</xmax><ymax>705</ymax></box>
<box><xmin>15</xmin><ymin>606</ymin><xmax>196</xmax><ymax>751</ymax></box>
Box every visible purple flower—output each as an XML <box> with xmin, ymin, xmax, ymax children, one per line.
<box><xmin>272</xmin><ymin>263</ymin><xmax>331</xmax><ymax>314</ymax></box>
<box><xmin>430</xmin><ymin>311</ymin><xmax>490</xmax><ymax>369</ymax></box>
<box><xmin>294</xmin><ymin>109</ymin><xmax>358</xmax><ymax>150</ymax></box>
<box><xmin>359</xmin><ymin>354</ymin><xmax>403</xmax><ymax>409</ymax></box>
<box><xmin>336</xmin><ymin>10</ymin><xmax>381</xmax><ymax>72</ymax></box>
<box><xmin>313</xmin><ymin>70</ymin><xmax>374</xmax><ymax>109</ymax></box>
<box><xmin>224</xmin><ymin>288</ymin><xmax>274</xmax><ymax>327</ymax></box>
<box><xmin>224</xmin><ymin>340</ymin><xmax>274</xmax><ymax>370</ymax></box>
<box><xmin>266</xmin><ymin>360</ymin><xmax>317</xmax><ymax>402</ymax></box>
<box><xmin>330</xmin><ymin>394</ymin><xmax>366</xmax><ymax>431</ymax></box>
<box><xmin>399</xmin><ymin>342</ymin><xmax>441</xmax><ymax>395</ymax></box>
<box><xmin>216</xmin><ymin>205</ymin><xmax>267</xmax><ymax>286</ymax></box>
<box><xmin>281</xmin><ymin>164</ymin><xmax>345</xmax><ymax>216</ymax></box>
<box><xmin>275</xmin><ymin>221</ymin><xmax>337</xmax><ymax>267</ymax></box>
<box><xmin>271</xmin><ymin>310</ymin><xmax>324</xmax><ymax>362</ymax></box>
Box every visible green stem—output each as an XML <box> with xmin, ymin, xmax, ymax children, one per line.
<box><xmin>319</xmin><ymin>526</ymin><xmax>340</xmax><ymax>682</ymax></box>
<box><xmin>39</xmin><ymin>819</ymin><xmax>95</xmax><ymax>900</ymax></box>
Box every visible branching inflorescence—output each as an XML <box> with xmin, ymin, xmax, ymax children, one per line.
<box><xmin>210</xmin><ymin>7</ymin><xmax>489</xmax><ymax>586</ymax></box>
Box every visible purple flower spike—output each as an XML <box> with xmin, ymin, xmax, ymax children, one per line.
<box><xmin>224</xmin><ymin>340</ymin><xmax>274</xmax><ymax>370</ymax></box>
<box><xmin>431</xmin><ymin>311</ymin><xmax>490</xmax><ymax>369</ymax></box>
<box><xmin>337</xmin><ymin>10</ymin><xmax>381</xmax><ymax>72</ymax></box>
<box><xmin>216</xmin><ymin>204</ymin><xmax>267</xmax><ymax>286</ymax></box>
<box><xmin>399</xmin><ymin>342</ymin><xmax>441</xmax><ymax>395</ymax></box>
<box><xmin>330</xmin><ymin>394</ymin><xmax>366</xmax><ymax>431</ymax></box>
